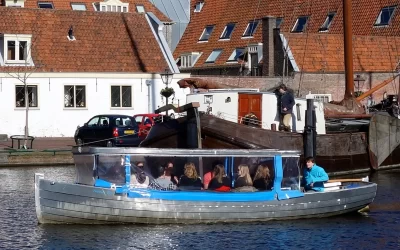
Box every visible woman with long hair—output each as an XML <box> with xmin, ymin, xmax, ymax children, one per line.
<box><xmin>253</xmin><ymin>164</ymin><xmax>273</xmax><ymax>190</ymax></box>
<box><xmin>208</xmin><ymin>164</ymin><xmax>231</xmax><ymax>192</ymax></box>
<box><xmin>234</xmin><ymin>164</ymin><xmax>253</xmax><ymax>188</ymax></box>
<box><xmin>178</xmin><ymin>162</ymin><xmax>202</xmax><ymax>190</ymax></box>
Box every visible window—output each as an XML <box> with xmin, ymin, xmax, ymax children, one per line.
<box><xmin>178</xmin><ymin>52</ymin><xmax>201</xmax><ymax>68</ymax></box>
<box><xmin>220</xmin><ymin>23</ymin><xmax>236</xmax><ymax>40</ymax></box>
<box><xmin>205</xmin><ymin>49</ymin><xmax>222</xmax><ymax>63</ymax></box>
<box><xmin>292</xmin><ymin>16</ymin><xmax>309</xmax><ymax>33</ymax></box>
<box><xmin>319</xmin><ymin>13</ymin><xmax>336</xmax><ymax>32</ymax></box>
<box><xmin>71</xmin><ymin>3</ymin><xmax>87</xmax><ymax>10</ymax></box>
<box><xmin>99</xmin><ymin>116</ymin><xmax>110</xmax><ymax>126</ymax></box>
<box><xmin>99</xmin><ymin>0</ymin><xmax>128</xmax><ymax>12</ymax></box>
<box><xmin>111</xmin><ymin>86</ymin><xmax>132</xmax><ymax>108</ymax></box>
<box><xmin>115</xmin><ymin>117</ymin><xmax>134</xmax><ymax>127</ymax></box>
<box><xmin>227</xmin><ymin>48</ymin><xmax>244</xmax><ymax>62</ymax></box>
<box><xmin>15</xmin><ymin>85</ymin><xmax>38</xmax><ymax>108</ymax></box>
<box><xmin>134</xmin><ymin>116</ymin><xmax>143</xmax><ymax>125</ymax></box>
<box><xmin>64</xmin><ymin>85</ymin><xmax>86</xmax><ymax>108</ymax></box>
<box><xmin>276</xmin><ymin>18</ymin><xmax>283</xmax><ymax>28</ymax></box>
<box><xmin>38</xmin><ymin>2</ymin><xmax>54</xmax><ymax>8</ymax></box>
<box><xmin>194</xmin><ymin>1</ymin><xmax>204</xmax><ymax>12</ymax></box>
<box><xmin>243</xmin><ymin>21</ymin><xmax>259</xmax><ymax>37</ymax></box>
<box><xmin>136</xmin><ymin>4</ymin><xmax>145</xmax><ymax>13</ymax></box>
<box><xmin>88</xmin><ymin>117</ymin><xmax>99</xmax><ymax>127</ymax></box>
<box><xmin>5</xmin><ymin>0</ymin><xmax>25</xmax><ymax>7</ymax></box>
<box><xmin>199</xmin><ymin>25</ymin><xmax>214</xmax><ymax>41</ymax></box>
<box><xmin>375</xmin><ymin>6</ymin><xmax>397</xmax><ymax>26</ymax></box>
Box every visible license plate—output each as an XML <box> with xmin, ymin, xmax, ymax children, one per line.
<box><xmin>124</xmin><ymin>130</ymin><xmax>135</xmax><ymax>135</ymax></box>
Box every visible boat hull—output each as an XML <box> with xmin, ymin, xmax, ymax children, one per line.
<box><xmin>35</xmin><ymin>174</ymin><xmax>377</xmax><ymax>224</ymax></box>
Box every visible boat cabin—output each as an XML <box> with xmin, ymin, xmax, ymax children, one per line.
<box><xmin>186</xmin><ymin>89</ymin><xmax>327</xmax><ymax>134</ymax></box>
<box><xmin>73</xmin><ymin>147</ymin><xmax>304</xmax><ymax>200</ymax></box>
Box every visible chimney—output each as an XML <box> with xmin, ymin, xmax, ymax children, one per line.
<box><xmin>262</xmin><ymin>16</ymin><xmax>276</xmax><ymax>76</ymax></box>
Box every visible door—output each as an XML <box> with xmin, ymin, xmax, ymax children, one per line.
<box><xmin>238</xmin><ymin>93</ymin><xmax>262</xmax><ymax>126</ymax></box>
<box><xmin>95</xmin><ymin>116</ymin><xmax>111</xmax><ymax>145</ymax></box>
<box><xmin>81</xmin><ymin>116</ymin><xmax>100</xmax><ymax>143</ymax></box>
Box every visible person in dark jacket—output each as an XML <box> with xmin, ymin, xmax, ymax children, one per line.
<box><xmin>178</xmin><ymin>162</ymin><xmax>202</xmax><ymax>190</ymax></box>
<box><xmin>208</xmin><ymin>164</ymin><xmax>231</xmax><ymax>192</ymax></box>
<box><xmin>278</xmin><ymin>84</ymin><xmax>295</xmax><ymax>132</ymax></box>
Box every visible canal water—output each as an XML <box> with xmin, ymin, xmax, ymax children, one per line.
<box><xmin>0</xmin><ymin>166</ymin><xmax>399</xmax><ymax>250</ymax></box>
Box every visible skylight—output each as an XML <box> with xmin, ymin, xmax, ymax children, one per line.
<box><xmin>194</xmin><ymin>1</ymin><xmax>204</xmax><ymax>12</ymax></box>
<box><xmin>291</xmin><ymin>16</ymin><xmax>309</xmax><ymax>33</ymax></box>
<box><xmin>375</xmin><ymin>6</ymin><xmax>397</xmax><ymax>26</ymax></box>
<box><xmin>136</xmin><ymin>5</ymin><xmax>145</xmax><ymax>13</ymax></box>
<box><xmin>220</xmin><ymin>23</ymin><xmax>236</xmax><ymax>40</ymax></box>
<box><xmin>205</xmin><ymin>49</ymin><xmax>222</xmax><ymax>63</ymax></box>
<box><xmin>38</xmin><ymin>2</ymin><xmax>54</xmax><ymax>8</ymax></box>
<box><xmin>319</xmin><ymin>12</ymin><xmax>336</xmax><ymax>32</ymax></box>
<box><xmin>227</xmin><ymin>48</ymin><xmax>244</xmax><ymax>62</ymax></box>
<box><xmin>243</xmin><ymin>21</ymin><xmax>259</xmax><ymax>37</ymax></box>
<box><xmin>71</xmin><ymin>3</ymin><xmax>86</xmax><ymax>10</ymax></box>
<box><xmin>199</xmin><ymin>25</ymin><xmax>214</xmax><ymax>42</ymax></box>
<box><xmin>276</xmin><ymin>18</ymin><xmax>283</xmax><ymax>29</ymax></box>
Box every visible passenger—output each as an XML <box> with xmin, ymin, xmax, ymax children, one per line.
<box><xmin>178</xmin><ymin>162</ymin><xmax>202</xmax><ymax>190</ymax></box>
<box><xmin>203</xmin><ymin>160</ymin><xmax>222</xmax><ymax>189</ymax></box>
<box><xmin>165</xmin><ymin>161</ymin><xmax>179</xmax><ymax>185</ymax></box>
<box><xmin>302</xmin><ymin>157</ymin><xmax>329</xmax><ymax>192</ymax></box>
<box><xmin>130</xmin><ymin>161</ymin><xmax>150</xmax><ymax>188</ymax></box>
<box><xmin>208</xmin><ymin>164</ymin><xmax>231</xmax><ymax>192</ymax></box>
<box><xmin>234</xmin><ymin>164</ymin><xmax>253</xmax><ymax>188</ymax></box>
<box><xmin>151</xmin><ymin>165</ymin><xmax>176</xmax><ymax>190</ymax></box>
<box><xmin>253</xmin><ymin>164</ymin><xmax>273</xmax><ymax>191</ymax></box>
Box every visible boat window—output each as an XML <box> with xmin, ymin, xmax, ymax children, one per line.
<box><xmin>96</xmin><ymin>155</ymin><xmax>127</xmax><ymax>186</ymax></box>
<box><xmin>281</xmin><ymin>157</ymin><xmax>301</xmax><ymax>190</ymax></box>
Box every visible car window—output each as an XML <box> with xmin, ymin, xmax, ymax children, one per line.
<box><xmin>144</xmin><ymin>117</ymin><xmax>152</xmax><ymax>125</ymax></box>
<box><xmin>99</xmin><ymin>117</ymin><xmax>110</xmax><ymax>127</ymax></box>
<box><xmin>87</xmin><ymin>117</ymin><xmax>99</xmax><ymax>127</ymax></box>
<box><xmin>115</xmin><ymin>117</ymin><xmax>136</xmax><ymax>127</ymax></box>
<box><xmin>134</xmin><ymin>116</ymin><xmax>143</xmax><ymax>125</ymax></box>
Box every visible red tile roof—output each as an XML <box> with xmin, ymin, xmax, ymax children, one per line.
<box><xmin>284</xmin><ymin>33</ymin><xmax>400</xmax><ymax>72</ymax></box>
<box><xmin>0</xmin><ymin>7</ymin><xmax>169</xmax><ymax>73</ymax></box>
<box><xmin>21</xmin><ymin>0</ymin><xmax>170</xmax><ymax>21</ymax></box>
<box><xmin>175</xmin><ymin>0</ymin><xmax>400</xmax><ymax>72</ymax></box>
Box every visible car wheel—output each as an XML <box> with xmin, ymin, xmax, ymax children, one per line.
<box><xmin>76</xmin><ymin>138</ymin><xmax>84</xmax><ymax>146</ymax></box>
<box><xmin>106</xmin><ymin>140</ymin><xmax>114</xmax><ymax>147</ymax></box>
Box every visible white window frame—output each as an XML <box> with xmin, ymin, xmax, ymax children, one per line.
<box><xmin>226</xmin><ymin>48</ymin><xmax>244</xmax><ymax>63</ymax></box>
<box><xmin>205</xmin><ymin>49</ymin><xmax>222</xmax><ymax>63</ymax></box>
<box><xmin>1</xmin><ymin>34</ymin><xmax>34</xmax><ymax>66</ymax></box>
<box><xmin>99</xmin><ymin>0</ymin><xmax>128</xmax><ymax>13</ymax></box>
<box><xmin>63</xmin><ymin>85</ymin><xmax>87</xmax><ymax>109</ymax></box>
<box><xmin>194</xmin><ymin>1</ymin><xmax>204</xmax><ymax>12</ymax></box>
<box><xmin>178</xmin><ymin>52</ymin><xmax>202</xmax><ymax>68</ymax></box>
<box><xmin>374</xmin><ymin>5</ymin><xmax>397</xmax><ymax>26</ymax></box>
<box><xmin>38</xmin><ymin>2</ymin><xmax>54</xmax><ymax>8</ymax></box>
<box><xmin>110</xmin><ymin>85</ymin><xmax>133</xmax><ymax>109</ymax></box>
<box><xmin>71</xmin><ymin>3</ymin><xmax>87</xmax><ymax>10</ymax></box>
<box><xmin>136</xmin><ymin>4</ymin><xmax>145</xmax><ymax>13</ymax></box>
<box><xmin>291</xmin><ymin>16</ymin><xmax>309</xmax><ymax>33</ymax></box>
<box><xmin>242</xmin><ymin>21</ymin><xmax>259</xmax><ymax>38</ymax></box>
<box><xmin>15</xmin><ymin>84</ymin><xmax>39</xmax><ymax>109</ymax></box>
<box><xmin>198</xmin><ymin>25</ymin><xmax>214</xmax><ymax>42</ymax></box>
<box><xmin>319</xmin><ymin>13</ymin><xmax>336</xmax><ymax>32</ymax></box>
<box><xmin>5</xmin><ymin>0</ymin><xmax>25</xmax><ymax>7</ymax></box>
<box><xmin>219</xmin><ymin>23</ymin><xmax>236</xmax><ymax>40</ymax></box>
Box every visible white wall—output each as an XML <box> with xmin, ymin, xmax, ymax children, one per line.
<box><xmin>0</xmin><ymin>74</ymin><xmax>189</xmax><ymax>137</ymax></box>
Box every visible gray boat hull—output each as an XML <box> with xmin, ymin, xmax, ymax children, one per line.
<box><xmin>35</xmin><ymin>174</ymin><xmax>377</xmax><ymax>224</ymax></box>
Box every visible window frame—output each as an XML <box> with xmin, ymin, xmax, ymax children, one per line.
<box><xmin>194</xmin><ymin>1</ymin><xmax>204</xmax><ymax>12</ymax></box>
<box><xmin>110</xmin><ymin>85</ymin><xmax>133</xmax><ymax>109</ymax></box>
<box><xmin>99</xmin><ymin>0</ymin><xmax>129</xmax><ymax>12</ymax></box>
<box><xmin>178</xmin><ymin>52</ymin><xmax>202</xmax><ymax>68</ymax></box>
<box><xmin>2</xmin><ymin>34</ymin><xmax>33</xmax><ymax>65</ymax></box>
<box><xmin>242</xmin><ymin>20</ymin><xmax>259</xmax><ymax>38</ymax></box>
<box><xmin>205</xmin><ymin>49</ymin><xmax>223</xmax><ymax>63</ymax></box>
<box><xmin>38</xmin><ymin>2</ymin><xmax>54</xmax><ymax>8</ymax></box>
<box><xmin>276</xmin><ymin>18</ymin><xmax>283</xmax><ymax>29</ymax></box>
<box><xmin>374</xmin><ymin>5</ymin><xmax>397</xmax><ymax>26</ymax></box>
<box><xmin>319</xmin><ymin>12</ymin><xmax>336</xmax><ymax>32</ymax></box>
<box><xmin>291</xmin><ymin>16</ymin><xmax>309</xmax><ymax>33</ymax></box>
<box><xmin>219</xmin><ymin>23</ymin><xmax>236</xmax><ymax>40</ymax></box>
<box><xmin>71</xmin><ymin>3</ymin><xmax>87</xmax><ymax>10</ymax></box>
<box><xmin>63</xmin><ymin>85</ymin><xmax>87</xmax><ymax>109</ymax></box>
<box><xmin>15</xmin><ymin>84</ymin><xmax>39</xmax><ymax>108</ymax></box>
<box><xmin>136</xmin><ymin>4</ymin><xmax>145</xmax><ymax>13</ymax></box>
<box><xmin>226</xmin><ymin>48</ymin><xmax>245</xmax><ymax>63</ymax></box>
<box><xmin>198</xmin><ymin>25</ymin><xmax>215</xmax><ymax>42</ymax></box>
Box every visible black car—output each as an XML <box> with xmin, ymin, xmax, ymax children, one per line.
<box><xmin>74</xmin><ymin>115</ymin><xmax>141</xmax><ymax>147</ymax></box>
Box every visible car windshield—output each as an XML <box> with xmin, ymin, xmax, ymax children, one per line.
<box><xmin>115</xmin><ymin>117</ymin><xmax>136</xmax><ymax>127</ymax></box>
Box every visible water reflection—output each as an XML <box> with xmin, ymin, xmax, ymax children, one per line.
<box><xmin>0</xmin><ymin>166</ymin><xmax>399</xmax><ymax>249</ymax></box>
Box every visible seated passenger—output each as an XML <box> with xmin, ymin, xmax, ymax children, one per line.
<box><xmin>150</xmin><ymin>165</ymin><xmax>176</xmax><ymax>190</ymax></box>
<box><xmin>165</xmin><ymin>161</ymin><xmax>179</xmax><ymax>185</ymax></box>
<box><xmin>178</xmin><ymin>162</ymin><xmax>202</xmax><ymax>190</ymax></box>
<box><xmin>253</xmin><ymin>164</ymin><xmax>273</xmax><ymax>191</ymax></box>
<box><xmin>302</xmin><ymin>157</ymin><xmax>329</xmax><ymax>192</ymax></box>
<box><xmin>130</xmin><ymin>161</ymin><xmax>150</xmax><ymax>188</ymax></box>
<box><xmin>203</xmin><ymin>160</ymin><xmax>222</xmax><ymax>189</ymax></box>
<box><xmin>208</xmin><ymin>164</ymin><xmax>231</xmax><ymax>192</ymax></box>
<box><xmin>234</xmin><ymin>164</ymin><xmax>253</xmax><ymax>188</ymax></box>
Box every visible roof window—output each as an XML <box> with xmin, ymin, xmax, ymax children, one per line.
<box><xmin>199</xmin><ymin>25</ymin><xmax>214</xmax><ymax>42</ymax></box>
<box><xmin>71</xmin><ymin>3</ymin><xmax>87</xmax><ymax>10</ymax></box>
<box><xmin>220</xmin><ymin>23</ymin><xmax>235</xmax><ymax>40</ymax></box>
<box><xmin>242</xmin><ymin>21</ymin><xmax>259</xmax><ymax>37</ymax></box>
<box><xmin>136</xmin><ymin>5</ymin><xmax>145</xmax><ymax>13</ymax></box>
<box><xmin>291</xmin><ymin>16</ymin><xmax>309</xmax><ymax>33</ymax></box>
<box><xmin>205</xmin><ymin>49</ymin><xmax>222</xmax><ymax>63</ymax></box>
<box><xmin>375</xmin><ymin>6</ymin><xmax>396</xmax><ymax>26</ymax></box>
<box><xmin>38</xmin><ymin>2</ymin><xmax>54</xmax><ymax>8</ymax></box>
<box><xmin>194</xmin><ymin>1</ymin><xmax>204</xmax><ymax>12</ymax></box>
<box><xmin>227</xmin><ymin>48</ymin><xmax>244</xmax><ymax>62</ymax></box>
<box><xmin>276</xmin><ymin>18</ymin><xmax>283</xmax><ymax>29</ymax></box>
<box><xmin>319</xmin><ymin>12</ymin><xmax>336</xmax><ymax>32</ymax></box>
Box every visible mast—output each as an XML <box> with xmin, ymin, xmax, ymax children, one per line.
<box><xmin>343</xmin><ymin>0</ymin><xmax>354</xmax><ymax>98</ymax></box>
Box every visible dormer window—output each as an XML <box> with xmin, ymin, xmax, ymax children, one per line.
<box><xmin>194</xmin><ymin>1</ymin><xmax>204</xmax><ymax>12</ymax></box>
<box><xmin>319</xmin><ymin>12</ymin><xmax>336</xmax><ymax>32</ymax></box>
<box><xmin>375</xmin><ymin>6</ymin><xmax>397</xmax><ymax>26</ymax></box>
<box><xmin>38</xmin><ymin>2</ymin><xmax>54</xmax><ymax>8</ymax></box>
<box><xmin>199</xmin><ymin>25</ymin><xmax>214</xmax><ymax>42</ymax></box>
<box><xmin>177</xmin><ymin>52</ymin><xmax>201</xmax><ymax>68</ymax></box>
<box><xmin>0</xmin><ymin>34</ymin><xmax>34</xmax><ymax>66</ymax></box>
<box><xmin>292</xmin><ymin>16</ymin><xmax>309</xmax><ymax>33</ymax></box>
<box><xmin>5</xmin><ymin>0</ymin><xmax>26</xmax><ymax>7</ymax></box>
<box><xmin>220</xmin><ymin>23</ymin><xmax>236</xmax><ymax>40</ymax></box>
<box><xmin>242</xmin><ymin>21</ymin><xmax>259</xmax><ymax>38</ymax></box>
<box><xmin>99</xmin><ymin>0</ymin><xmax>128</xmax><ymax>12</ymax></box>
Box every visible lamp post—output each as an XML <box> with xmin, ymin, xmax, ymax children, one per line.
<box><xmin>354</xmin><ymin>74</ymin><xmax>365</xmax><ymax>97</ymax></box>
<box><xmin>160</xmin><ymin>68</ymin><xmax>174</xmax><ymax>115</ymax></box>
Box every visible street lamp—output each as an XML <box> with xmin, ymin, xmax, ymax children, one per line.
<box><xmin>354</xmin><ymin>74</ymin><xmax>365</xmax><ymax>97</ymax></box>
<box><xmin>160</xmin><ymin>68</ymin><xmax>174</xmax><ymax>115</ymax></box>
